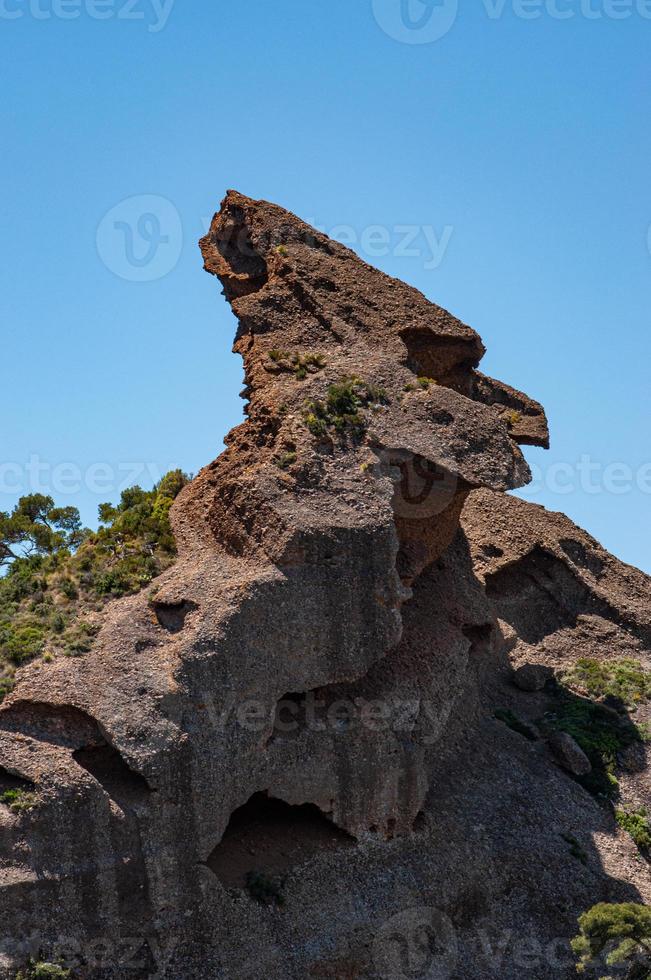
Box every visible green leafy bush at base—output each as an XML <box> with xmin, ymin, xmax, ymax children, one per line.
<box><xmin>616</xmin><ymin>808</ymin><xmax>651</xmax><ymax>854</ymax></box>
<box><xmin>571</xmin><ymin>902</ymin><xmax>651</xmax><ymax>978</ymax></box>
<box><xmin>0</xmin><ymin>471</ymin><xmax>189</xmax><ymax>701</ymax></box>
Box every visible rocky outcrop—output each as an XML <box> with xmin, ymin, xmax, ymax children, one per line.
<box><xmin>463</xmin><ymin>488</ymin><xmax>651</xmax><ymax>661</ymax></box>
<box><xmin>0</xmin><ymin>193</ymin><xmax>647</xmax><ymax>980</ymax></box>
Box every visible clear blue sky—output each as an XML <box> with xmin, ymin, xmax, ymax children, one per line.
<box><xmin>2</xmin><ymin>0</ymin><xmax>649</xmax><ymax>572</ymax></box>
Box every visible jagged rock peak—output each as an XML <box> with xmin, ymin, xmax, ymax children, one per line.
<box><xmin>200</xmin><ymin>189</ymin><xmax>548</xmax><ymax>445</ymax></box>
<box><xmin>196</xmin><ymin>191</ymin><xmax>548</xmax><ymax>580</ymax></box>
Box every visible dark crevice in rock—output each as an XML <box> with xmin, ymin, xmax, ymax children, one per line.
<box><xmin>267</xmin><ymin>673</ymin><xmax>384</xmax><ymax>745</ymax></box>
<box><xmin>412</xmin><ymin>809</ymin><xmax>428</xmax><ymax>833</ymax></box>
<box><xmin>267</xmin><ymin>690</ymin><xmax>307</xmax><ymax>743</ymax></box>
<box><xmin>205</xmin><ymin>792</ymin><xmax>355</xmax><ymax>888</ymax></box>
<box><xmin>462</xmin><ymin>623</ymin><xmax>494</xmax><ymax>651</ymax></box>
<box><xmin>73</xmin><ymin>745</ymin><xmax>151</xmax><ymax>808</ymax></box>
<box><xmin>0</xmin><ymin>765</ymin><xmax>35</xmax><ymax>794</ymax></box>
<box><xmin>481</xmin><ymin>543</ymin><xmax>504</xmax><ymax>558</ymax></box>
<box><xmin>151</xmin><ymin>599</ymin><xmax>198</xmax><ymax>633</ymax></box>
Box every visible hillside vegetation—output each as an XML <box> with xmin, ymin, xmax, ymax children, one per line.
<box><xmin>0</xmin><ymin>471</ymin><xmax>188</xmax><ymax>701</ymax></box>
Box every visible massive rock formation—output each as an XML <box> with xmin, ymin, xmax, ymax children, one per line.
<box><xmin>0</xmin><ymin>192</ymin><xmax>648</xmax><ymax>980</ymax></box>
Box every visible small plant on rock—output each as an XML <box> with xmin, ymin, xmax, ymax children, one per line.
<box><xmin>303</xmin><ymin>376</ymin><xmax>388</xmax><ymax>439</ymax></box>
<box><xmin>275</xmin><ymin>451</ymin><xmax>297</xmax><ymax>470</ymax></box>
<box><xmin>0</xmin><ymin>788</ymin><xmax>38</xmax><ymax>813</ymax></box>
<box><xmin>266</xmin><ymin>349</ymin><xmax>326</xmax><ymax>380</ymax></box>
<box><xmin>505</xmin><ymin>409</ymin><xmax>522</xmax><ymax>427</ymax></box>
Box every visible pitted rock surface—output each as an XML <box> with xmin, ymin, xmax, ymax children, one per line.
<box><xmin>0</xmin><ymin>193</ymin><xmax>647</xmax><ymax>980</ymax></box>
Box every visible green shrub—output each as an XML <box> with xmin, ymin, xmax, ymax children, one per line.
<box><xmin>562</xmin><ymin>658</ymin><xmax>651</xmax><ymax>708</ymax></box>
<box><xmin>275</xmin><ymin>452</ymin><xmax>297</xmax><ymax>470</ymax></box>
<box><xmin>303</xmin><ymin>377</ymin><xmax>388</xmax><ymax>439</ymax></box>
<box><xmin>266</xmin><ymin>349</ymin><xmax>326</xmax><ymax>379</ymax></box>
<box><xmin>541</xmin><ymin>688</ymin><xmax>645</xmax><ymax>800</ymax></box>
<box><xmin>0</xmin><ymin>788</ymin><xmax>37</xmax><ymax>813</ymax></box>
<box><xmin>0</xmin><ymin>623</ymin><xmax>46</xmax><ymax>665</ymax></box>
<box><xmin>62</xmin><ymin>621</ymin><xmax>100</xmax><ymax>657</ymax></box>
<box><xmin>616</xmin><ymin>808</ymin><xmax>651</xmax><ymax>853</ymax></box>
<box><xmin>58</xmin><ymin>578</ymin><xmax>78</xmax><ymax>600</ymax></box>
<box><xmin>571</xmin><ymin>902</ymin><xmax>651</xmax><ymax>978</ymax></box>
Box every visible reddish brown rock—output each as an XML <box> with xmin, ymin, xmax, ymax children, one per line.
<box><xmin>0</xmin><ymin>193</ymin><xmax>648</xmax><ymax>980</ymax></box>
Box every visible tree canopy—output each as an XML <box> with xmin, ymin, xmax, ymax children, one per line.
<box><xmin>0</xmin><ymin>494</ymin><xmax>86</xmax><ymax>568</ymax></box>
<box><xmin>572</xmin><ymin>902</ymin><xmax>651</xmax><ymax>978</ymax></box>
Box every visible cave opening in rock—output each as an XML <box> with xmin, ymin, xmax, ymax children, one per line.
<box><xmin>206</xmin><ymin>791</ymin><xmax>355</xmax><ymax>888</ymax></box>
<box><xmin>151</xmin><ymin>599</ymin><xmax>197</xmax><ymax>633</ymax></box>
<box><xmin>73</xmin><ymin>744</ymin><xmax>151</xmax><ymax>808</ymax></box>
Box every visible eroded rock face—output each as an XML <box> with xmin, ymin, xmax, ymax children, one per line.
<box><xmin>0</xmin><ymin>193</ymin><xmax>648</xmax><ymax>980</ymax></box>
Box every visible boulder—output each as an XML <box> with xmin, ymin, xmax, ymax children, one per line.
<box><xmin>548</xmin><ymin>732</ymin><xmax>592</xmax><ymax>776</ymax></box>
<box><xmin>512</xmin><ymin>663</ymin><xmax>554</xmax><ymax>692</ymax></box>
